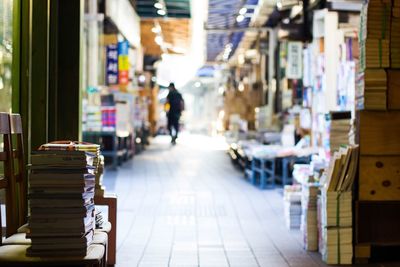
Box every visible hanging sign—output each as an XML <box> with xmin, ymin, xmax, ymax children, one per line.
<box><xmin>286</xmin><ymin>42</ymin><xmax>303</xmax><ymax>79</ymax></box>
<box><xmin>106</xmin><ymin>44</ymin><xmax>119</xmax><ymax>85</ymax></box>
<box><xmin>118</xmin><ymin>40</ymin><xmax>130</xmax><ymax>86</ymax></box>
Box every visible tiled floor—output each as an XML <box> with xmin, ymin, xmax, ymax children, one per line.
<box><xmin>103</xmin><ymin>134</ymin><xmax>398</xmax><ymax>267</ymax></box>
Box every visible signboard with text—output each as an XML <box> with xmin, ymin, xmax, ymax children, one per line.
<box><xmin>106</xmin><ymin>44</ymin><xmax>118</xmax><ymax>85</ymax></box>
<box><xmin>286</xmin><ymin>42</ymin><xmax>303</xmax><ymax>79</ymax></box>
<box><xmin>118</xmin><ymin>41</ymin><xmax>130</xmax><ymax>87</ymax></box>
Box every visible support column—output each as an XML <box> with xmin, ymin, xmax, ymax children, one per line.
<box><xmin>48</xmin><ymin>0</ymin><xmax>84</xmax><ymax>141</ymax></box>
<box><xmin>31</xmin><ymin>0</ymin><xmax>50</xmax><ymax>150</ymax></box>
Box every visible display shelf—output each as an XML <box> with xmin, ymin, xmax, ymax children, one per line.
<box><xmin>83</xmin><ymin>131</ymin><xmax>134</xmax><ymax>169</ymax></box>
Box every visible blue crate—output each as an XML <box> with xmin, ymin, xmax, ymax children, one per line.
<box><xmin>250</xmin><ymin>157</ymin><xmax>276</xmax><ymax>189</ymax></box>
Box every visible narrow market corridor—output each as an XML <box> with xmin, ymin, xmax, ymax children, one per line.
<box><xmin>104</xmin><ymin>134</ymin><xmax>327</xmax><ymax>267</ymax></box>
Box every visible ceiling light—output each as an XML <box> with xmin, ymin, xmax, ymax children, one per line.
<box><xmin>236</xmin><ymin>15</ymin><xmax>245</xmax><ymax>23</ymax></box>
<box><xmin>157</xmin><ymin>9</ymin><xmax>166</xmax><ymax>16</ymax></box>
<box><xmin>154</xmin><ymin>2</ymin><xmax>163</xmax><ymax>9</ymax></box>
<box><xmin>194</xmin><ymin>81</ymin><xmax>201</xmax><ymax>88</ymax></box>
<box><xmin>239</xmin><ymin>7</ymin><xmax>247</xmax><ymax>15</ymax></box>
<box><xmin>151</xmin><ymin>27</ymin><xmax>159</xmax><ymax>33</ymax></box>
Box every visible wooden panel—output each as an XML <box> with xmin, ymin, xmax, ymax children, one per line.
<box><xmin>140</xmin><ymin>18</ymin><xmax>190</xmax><ymax>56</ymax></box>
<box><xmin>356</xmin><ymin>201</ymin><xmax>400</xmax><ymax>244</ymax></box>
<box><xmin>388</xmin><ymin>70</ymin><xmax>400</xmax><ymax>110</ymax></box>
<box><xmin>359</xmin><ymin>156</ymin><xmax>400</xmax><ymax>200</ymax></box>
<box><xmin>359</xmin><ymin>111</ymin><xmax>400</xmax><ymax>155</ymax></box>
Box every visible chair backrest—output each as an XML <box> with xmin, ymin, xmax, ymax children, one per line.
<box><xmin>0</xmin><ymin>112</ymin><xmax>18</xmax><ymax>242</ymax></box>
<box><xmin>10</xmin><ymin>114</ymin><xmax>27</xmax><ymax>227</ymax></box>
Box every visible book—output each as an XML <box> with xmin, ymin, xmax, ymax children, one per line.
<box><xmin>324</xmin><ymin>145</ymin><xmax>359</xmax><ymax>192</ymax></box>
<box><xmin>31</xmin><ymin>150</ymin><xmax>95</xmax><ymax>167</ymax></box>
<box><xmin>26</xmin><ymin>248</ymin><xmax>88</xmax><ymax>257</ymax></box>
<box><xmin>29</xmin><ymin>197</ymin><xmax>93</xmax><ymax>208</ymax></box>
<box><xmin>30</xmin><ymin>230</ymin><xmax>93</xmax><ymax>246</ymax></box>
<box><xmin>29</xmin><ymin>216</ymin><xmax>94</xmax><ymax>230</ymax></box>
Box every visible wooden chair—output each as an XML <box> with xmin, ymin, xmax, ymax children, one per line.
<box><xmin>94</xmin><ymin>194</ymin><xmax>117</xmax><ymax>266</ymax></box>
<box><xmin>0</xmin><ymin>113</ymin><xmax>107</xmax><ymax>267</ymax></box>
<box><xmin>10</xmin><ymin>114</ymin><xmax>27</xmax><ymax>228</ymax></box>
<box><xmin>0</xmin><ymin>112</ymin><xmax>18</xmax><ymax>240</ymax></box>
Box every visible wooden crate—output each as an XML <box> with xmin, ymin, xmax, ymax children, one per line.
<box><xmin>359</xmin><ymin>156</ymin><xmax>400</xmax><ymax>200</ymax></box>
<box><xmin>359</xmin><ymin>111</ymin><xmax>400</xmax><ymax>155</ymax></box>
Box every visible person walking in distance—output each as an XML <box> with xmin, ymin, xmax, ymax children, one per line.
<box><xmin>166</xmin><ymin>83</ymin><xmax>184</xmax><ymax>144</ymax></box>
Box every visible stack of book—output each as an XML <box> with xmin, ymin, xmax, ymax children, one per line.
<box><xmin>360</xmin><ymin>39</ymin><xmax>390</xmax><ymax>69</ymax></box>
<box><xmin>328</xmin><ymin>111</ymin><xmax>352</xmax><ymax>153</ymax></box>
<box><xmin>392</xmin><ymin>0</ymin><xmax>400</xmax><ymax>68</ymax></box>
<box><xmin>301</xmin><ymin>185</ymin><xmax>319</xmax><ymax>251</ymax></box>
<box><xmin>283</xmin><ymin>185</ymin><xmax>302</xmax><ymax>229</ymax></box>
<box><xmin>319</xmin><ymin>145</ymin><xmax>359</xmax><ymax>264</ymax></box>
<box><xmin>360</xmin><ymin>0</ymin><xmax>391</xmax><ymax>40</ymax></box>
<box><xmin>359</xmin><ymin>0</ymin><xmax>391</xmax><ymax>69</ymax></box>
<box><xmin>320</xmin><ymin>191</ymin><xmax>353</xmax><ymax>265</ymax></box>
<box><xmin>27</xmin><ymin>146</ymin><xmax>97</xmax><ymax>257</ymax></box>
<box><xmin>358</xmin><ymin>0</ymin><xmax>392</xmax><ymax>110</ymax></box>
<box><xmin>363</xmin><ymin>69</ymin><xmax>387</xmax><ymax>110</ymax></box>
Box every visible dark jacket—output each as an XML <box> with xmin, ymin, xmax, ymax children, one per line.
<box><xmin>167</xmin><ymin>90</ymin><xmax>184</xmax><ymax>116</ymax></box>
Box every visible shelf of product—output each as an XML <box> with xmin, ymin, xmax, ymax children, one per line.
<box><xmin>83</xmin><ymin>91</ymin><xmax>137</xmax><ymax>168</ymax></box>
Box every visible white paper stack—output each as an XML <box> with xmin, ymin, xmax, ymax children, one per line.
<box><xmin>283</xmin><ymin>185</ymin><xmax>302</xmax><ymax>229</ymax></box>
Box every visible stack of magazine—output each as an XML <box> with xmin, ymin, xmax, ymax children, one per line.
<box><xmin>27</xmin><ymin>142</ymin><xmax>99</xmax><ymax>257</ymax></box>
<box><xmin>283</xmin><ymin>185</ymin><xmax>302</xmax><ymax>229</ymax></box>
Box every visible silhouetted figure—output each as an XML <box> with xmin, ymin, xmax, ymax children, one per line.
<box><xmin>166</xmin><ymin>83</ymin><xmax>184</xmax><ymax>145</ymax></box>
